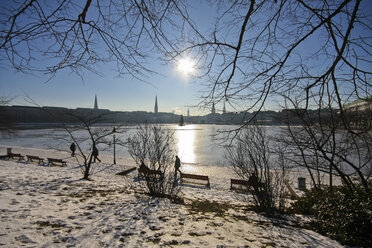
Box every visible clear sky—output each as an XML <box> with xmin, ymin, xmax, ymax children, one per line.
<box><xmin>0</xmin><ymin>1</ymin><xmax>215</xmax><ymax>116</ymax></box>
<box><xmin>1</xmin><ymin>1</ymin><xmax>371</xmax><ymax>115</ymax></box>
<box><xmin>0</xmin><ymin>59</ymin><xmax>204</xmax><ymax>114</ymax></box>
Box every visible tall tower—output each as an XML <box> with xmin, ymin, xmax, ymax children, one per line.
<box><xmin>187</xmin><ymin>108</ymin><xmax>190</xmax><ymax>117</ymax></box>
<box><xmin>223</xmin><ymin>102</ymin><xmax>226</xmax><ymax>114</ymax></box>
<box><xmin>154</xmin><ymin>95</ymin><xmax>158</xmax><ymax>113</ymax></box>
<box><xmin>211</xmin><ymin>102</ymin><xmax>216</xmax><ymax>114</ymax></box>
<box><xmin>94</xmin><ymin>94</ymin><xmax>98</xmax><ymax>110</ymax></box>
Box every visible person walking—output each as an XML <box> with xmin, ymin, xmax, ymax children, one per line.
<box><xmin>70</xmin><ymin>142</ymin><xmax>76</xmax><ymax>157</ymax></box>
<box><xmin>174</xmin><ymin>155</ymin><xmax>181</xmax><ymax>186</ymax></box>
<box><xmin>92</xmin><ymin>145</ymin><xmax>101</xmax><ymax>163</ymax></box>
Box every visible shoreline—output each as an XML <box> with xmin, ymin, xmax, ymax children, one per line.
<box><xmin>0</xmin><ymin>145</ymin><xmax>341</xmax><ymax>194</ymax></box>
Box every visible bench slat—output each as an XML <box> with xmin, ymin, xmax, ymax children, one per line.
<box><xmin>181</xmin><ymin>173</ymin><xmax>208</xmax><ymax>180</ymax></box>
<box><xmin>231</xmin><ymin>179</ymin><xmax>249</xmax><ymax>185</ymax></box>
<box><xmin>230</xmin><ymin>178</ymin><xmax>250</xmax><ymax>190</ymax></box>
<box><xmin>116</xmin><ymin>167</ymin><xmax>137</xmax><ymax>176</ymax></box>
<box><xmin>26</xmin><ymin>155</ymin><xmax>44</xmax><ymax>163</ymax></box>
<box><xmin>230</xmin><ymin>178</ymin><xmax>265</xmax><ymax>190</ymax></box>
<box><xmin>8</xmin><ymin>153</ymin><xmax>24</xmax><ymax>160</ymax></box>
<box><xmin>47</xmin><ymin>158</ymin><xmax>67</xmax><ymax>166</ymax></box>
<box><xmin>27</xmin><ymin>155</ymin><xmax>43</xmax><ymax>159</ymax></box>
<box><xmin>180</xmin><ymin>173</ymin><xmax>210</xmax><ymax>188</ymax></box>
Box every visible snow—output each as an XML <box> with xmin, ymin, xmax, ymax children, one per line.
<box><xmin>0</xmin><ymin>146</ymin><xmax>344</xmax><ymax>247</ymax></box>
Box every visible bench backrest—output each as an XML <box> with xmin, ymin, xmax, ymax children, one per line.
<box><xmin>181</xmin><ymin>173</ymin><xmax>208</xmax><ymax>181</ymax></box>
<box><xmin>48</xmin><ymin>158</ymin><xmax>63</xmax><ymax>162</ymax></box>
<box><xmin>231</xmin><ymin>179</ymin><xmax>250</xmax><ymax>186</ymax></box>
<box><xmin>231</xmin><ymin>178</ymin><xmax>265</xmax><ymax>188</ymax></box>
<box><xmin>27</xmin><ymin>155</ymin><xmax>40</xmax><ymax>159</ymax></box>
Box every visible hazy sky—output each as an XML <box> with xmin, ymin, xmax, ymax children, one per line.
<box><xmin>0</xmin><ymin>1</ymin><xmax>215</xmax><ymax>116</ymax></box>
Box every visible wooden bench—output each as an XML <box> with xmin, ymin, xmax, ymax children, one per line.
<box><xmin>230</xmin><ymin>178</ymin><xmax>250</xmax><ymax>190</ymax></box>
<box><xmin>8</xmin><ymin>153</ymin><xmax>24</xmax><ymax>161</ymax></box>
<box><xmin>180</xmin><ymin>173</ymin><xmax>210</xmax><ymax>188</ymax></box>
<box><xmin>0</xmin><ymin>155</ymin><xmax>9</xmax><ymax>159</ymax></box>
<box><xmin>26</xmin><ymin>155</ymin><xmax>44</xmax><ymax>164</ymax></box>
<box><xmin>230</xmin><ymin>177</ymin><xmax>265</xmax><ymax>191</ymax></box>
<box><xmin>47</xmin><ymin>158</ymin><xmax>67</xmax><ymax>167</ymax></box>
<box><xmin>116</xmin><ymin>167</ymin><xmax>137</xmax><ymax>176</ymax></box>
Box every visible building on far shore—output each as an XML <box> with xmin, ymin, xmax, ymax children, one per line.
<box><xmin>344</xmin><ymin>96</ymin><xmax>372</xmax><ymax>113</ymax></box>
<box><xmin>343</xmin><ymin>96</ymin><xmax>372</xmax><ymax>128</ymax></box>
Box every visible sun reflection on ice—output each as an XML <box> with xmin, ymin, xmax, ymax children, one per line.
<box><xmin>175</xmin><ymin>125</ymin><xmax>196</xmax><ymax>165</ymax></box>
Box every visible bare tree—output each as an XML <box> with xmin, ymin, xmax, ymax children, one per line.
<box><xmin>174</xmin><ymin>1</ymin><xmax>371</xmax><ymax>123</ymax></box>
<box><xmin>0</xmin><ymin>96</ymin><xmax>11</xmax><ymax>105</ymax></box>
<box><xmin>170</xmin><ymin>0</ymin><xmax>372</xmax><ymax>195</ymax></box>
<box><xmin>2</xmin><ymin>1</ymin><xmax>370</xmax><ymax>117</ymax></box>
<box><xmin>127</xmin><ymin>124</ymin><xmax>178</xmax><ymax>198</ymax></box>
<box><xmin>279</xmin><ymin>97</ymin><xmax>371</xmax><ymax>192</ymax></box>
<box><xmin>53</xmin><ymin>111</ymin><xmax>123</xmax><ymax>180</ymax></box>
<box><xmin>225</xmin><ymin>123</ymin><xmax>288</xmax><ymax>212</ymax></box>
<box><xmin>0</xmin><ymin>0</ymin><xmax>191</xmax><ymax>80</ymax></box>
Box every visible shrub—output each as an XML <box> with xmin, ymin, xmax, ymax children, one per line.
<box><xmin>225</xmin><ymin>124</ymin><xmax>288</xmax><ymax>213</ymax></box>
<box><xmin>290</xmin><ymin>188</ymin><xmax>325</xmax><ymax>215</ymax></box>
<box><xmin>291</xmin><ymin>185</ymin><xmax>372</xmax><ymax>247</ymax></box>
<box><xmin>127</xmin><ymin>124</ymin><xmax>179</xmax><ymax>199</ymax></box>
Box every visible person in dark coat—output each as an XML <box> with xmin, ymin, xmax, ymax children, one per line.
<box><xmin>70</xmin><ymin>142</ymin><xmax>76</xmax><ymax>157</ymax></box>
<box><xmin>174</xmin><ymin>155</ymin><xmax>182</xmax><ymax>185</ymax></box>
<box><xmin>92</xmin><ymin>145</ymin><xmax>101</xmax><ymax>163</ymax></box>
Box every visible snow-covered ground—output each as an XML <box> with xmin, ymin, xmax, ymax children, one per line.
<box><xmin>0</xmin><ymin>146</ymin><xmax>344</xmax><ymax>247</ymax></box>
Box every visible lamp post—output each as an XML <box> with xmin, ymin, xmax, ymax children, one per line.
<box><xmin>113</xmin><ymin>127</ymin><xmax>116</xmax><ymax>165</ymax></box>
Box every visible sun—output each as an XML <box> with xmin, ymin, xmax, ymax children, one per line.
<box><xmin>177</xmin><ymin>57</ymin><xmax>195</xmax><ymax>76</ymax></box>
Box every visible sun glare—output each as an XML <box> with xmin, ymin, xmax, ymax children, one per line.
<box><xmin>177</xmin><ymin>57</ymin><xmax>195</xmax><ymax>76</ymax></box>
<box><xmin>176</xmin><ymin>125</ymin><xmax>196</xmax><ymax>164</ymax></box>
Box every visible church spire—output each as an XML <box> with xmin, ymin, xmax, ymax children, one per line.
<box><xmin>154</xmin><ymin>95</ymin><xmax>158</xmax><ymax>113</ymax></box>
<box><xmin>94</xmin><ymin>94</ymin><xmax>98</xmax><ymax>109</ymax></box>
<box><xmin>211</xmin><ymin>102</ymin><xmax>216</xmax><ymax>114</ymax></box>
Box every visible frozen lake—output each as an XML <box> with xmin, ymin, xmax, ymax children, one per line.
<box><xmin>0</xmin><ymin>124</ymin><xmax>285</xmax><ymax>166</ymax></box>
<box><xmin>0</xmin><ymin>124</ymin><xmax>342</xmax><ymax>188</ymax></box>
